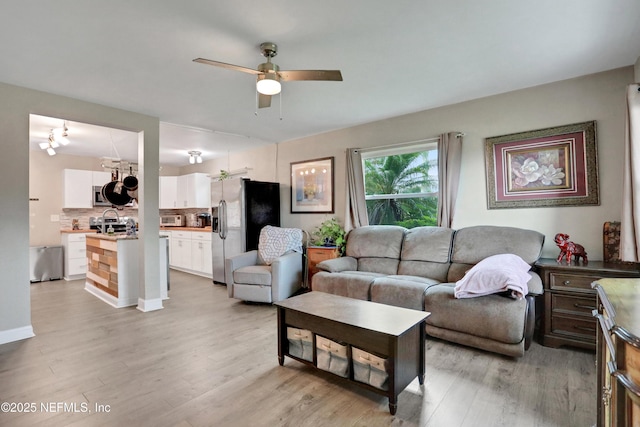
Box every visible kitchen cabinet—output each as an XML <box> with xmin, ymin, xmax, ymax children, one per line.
<box><xmin>61</xmin><ymin>232</ymin><xmax>95</xmax><ymax>280</ymax></box>
<box><xmin>169</xmin><ymin>229</ymin><xmax>212</xmax><ymax>278</ymax></box>
<box><xmin>63</xmin><ymin>169</ymin><xmax>113</xmax><ymax>208</ymax></box>
<box><xmin>160</xmin><ymin>173</ymin><xmax>210</xmax><ymax>209</ymax></box>
<box><xmin>92</xmin><ymin>171</ymin><xmax>112</xmax><ymax>187</ymax></box>
<box><xmin>63</xmin><ymin>169</ymin><xmax>93</xmax><ymax>208</ymax></box>
<box><xmin>159</xmin><ymin>176</ymin><xmax>178</xmax><ymax>209</ymax></box>
<box><xmin>171</xmin><ymin>231</ymin><xmax>193</xmax><ymax>271</ymax></box>
<box><xmin>191</xmin><ymin>231</ymin><xmax>212</xmax><ymax>275</ymax></box>
<box><xmin>177</xmin><ymin>173</ymin><xmax>211</xmax><ymax>208</ymax></box>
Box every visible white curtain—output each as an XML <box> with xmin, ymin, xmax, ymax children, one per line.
<box><xmin>620</xmin><ymin>84</ymin><xmax>640</xmax><ymax>261</ymax></box>
<box><xmin>344</xmin><ymin>148</ymin><xmax>369</xmax><ymax>232</ymax></box>
<box><xmin>437</xmin><ymin>132</ymin><xmax>463</xmax><ymax>228</ymax></box>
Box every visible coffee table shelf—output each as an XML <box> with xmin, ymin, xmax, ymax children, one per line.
<box><xmin>275</xmin><ymin>292</ymin><xmax>429</xmax><ymax>415</ymax></box>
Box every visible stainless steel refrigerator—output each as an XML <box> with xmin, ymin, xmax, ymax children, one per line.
<box><xmin>211</xmin><ymin>178</ymin><xmax>280</xmax><ymax>284</ymax></box>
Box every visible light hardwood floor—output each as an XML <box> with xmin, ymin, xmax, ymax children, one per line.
<box><xmin>0</xmin><ymin>271</ymin><xmax>595</xmax><ymax>426</ymax></box>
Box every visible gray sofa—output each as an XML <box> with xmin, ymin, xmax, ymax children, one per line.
<box><xmin>312</xmin><ymin>225</ymin><xmax>545</xmax><ymax>357</ymax></box>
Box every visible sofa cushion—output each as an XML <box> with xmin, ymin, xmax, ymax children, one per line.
<box><xmin>312</xmin><ymin>271</ymin><xmax>383</xmax><ymax>300</ymax></box>
<box><xmin>233</xmin><ymin>265</ymin><xmax>271</xmax><ymax>286</ymax></box>
<box><xmin>396</xmin><ymin>226</ymin><xmax>454</xmax><ymax>282</ymax></box>
<box><xmin>371</xmin><ymin>276</ymin><xmax>440</xmax><ymax>310</ymax></box>
<box><xmin>424</xmin><ymin>283</ymin><xmax>526</xmax><ymax>345</ymax></box>
<box><xmin>343</xmin><ymin>225</ymin><xmax>406</xmax><ymax>275</ymax></box>
<box><xmin>448</xmin><ymin>225</ymin><xmax>544</xmax><ymax>282</ymax></box>
<box><xmin>400</xmin><ymin>226</ymin><xmax>454</xmax><ymax>263</ymax></box>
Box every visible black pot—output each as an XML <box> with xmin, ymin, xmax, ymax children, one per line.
<box><xmin>102</xmin><ymin>181</ymin><xmax>132</xmax><ymax>206</ymax></box>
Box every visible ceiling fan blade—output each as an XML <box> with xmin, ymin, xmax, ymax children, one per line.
<box><xmin>258</xmin><ymin>93</ymin><xmax>272</xmax><ymax>109</ymax></box>
<box><xmin>278</xmin><ymin>70</ymin><xmax>343</xmax><ymax>82</ymax></box>
<box><xmin>193</xmin><ymin>58</ymin><xmax>261</xmax><ymax>75</ymax></box>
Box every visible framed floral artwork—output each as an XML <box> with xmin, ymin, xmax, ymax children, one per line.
<box><xmin>485</xmin><ymin>121</ymin><xmax>599</xmax><ymax>209</ymax></box>
<box><xmin>290</xmin><ymin>157</ymin><xmax>334</xmax><ymax>213</ymax></box>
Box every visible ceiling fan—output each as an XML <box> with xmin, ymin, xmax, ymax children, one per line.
<box><xmin>193</xmin><ymin>42</ymin><xmax>343</xmax><ymax>108</ymax></box>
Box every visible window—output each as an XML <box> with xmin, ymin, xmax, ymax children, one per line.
<box><xmin>361</xmin><ymin>140</ymin><xmax>438</xmax><ymax>228</ymax></box>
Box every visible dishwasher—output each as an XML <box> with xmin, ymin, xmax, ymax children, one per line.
<box><xmin>29</xmin><ymin>245</ymin><xmax>63</xmax><ymax>282</ymax></box>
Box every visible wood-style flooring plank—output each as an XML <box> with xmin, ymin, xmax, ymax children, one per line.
<box><xmin>0</xmin><ymin>270</ymin><xmax>596</xmax><ymax>426</ymax></box>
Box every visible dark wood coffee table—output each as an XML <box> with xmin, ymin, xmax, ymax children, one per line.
<box><xmin>275</xmin><ymin>291</ymin><xmax>429</xmax><ymax>415</ymax></box>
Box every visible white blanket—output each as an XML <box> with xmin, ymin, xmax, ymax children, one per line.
<box><xmin>454</xmin><ymin>253</ymin><xmax>531</xmax><ymax>300</ymax></box>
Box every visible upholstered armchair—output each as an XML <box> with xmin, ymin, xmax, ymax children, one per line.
<box><xmin>226</xmin><ymin>226</ymin><xmax>303</xmax><ymax>303</ymax></box>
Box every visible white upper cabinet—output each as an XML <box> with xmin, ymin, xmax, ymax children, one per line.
<box><xmin>159</xmin><ymin>176</ymin><xmax>178</xmax><ymax>209</ymax></box>
<box><xmin>162</xmin><ymin>173</ymin><xmax>210</xmax><ymax>209</ymax></box>
<box><xmin>92</xmin><ymin>171</ymin><xmax>112</xmax><ymax>187</ymax></box>
<box><xmin>63</xmin><ymin>169</ymin><xmax>93</xmax><ymax>208</ymax></box>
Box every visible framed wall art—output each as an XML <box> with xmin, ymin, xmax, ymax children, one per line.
<box><xmin>290</xmin><ymin>156</ymin><xmax>334</xmax><ymax>213</ymax></box>
<box><xmin>485</xmin><ymin>121</ymin><xmax>599</xmax><ymax>209</ymax></box>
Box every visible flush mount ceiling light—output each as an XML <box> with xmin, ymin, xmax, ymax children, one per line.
<box><xmin>188</xmin><ymin>150</ymin><xmax>203</xmax><ymax>164</ymax></box>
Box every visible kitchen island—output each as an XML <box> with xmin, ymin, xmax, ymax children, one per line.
<box><xmin>85</xmin><ymin>234</ymin><xmax>169</xmax><ymax>308</ymax></box>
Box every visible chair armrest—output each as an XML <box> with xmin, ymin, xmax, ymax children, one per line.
<box><xmin>225</xmin><ymin>250</ymin><xmax>259</xmax><ymax>297</ymax></box>
<box><xmin>271</xmin><ymin>251</ymin><xmax>303</xmax><ymax>302</ymax></box>
<box><xmin>316</xmin><ymin>256</ymin><xmax>357</xmax><ymax>273</ymax></box>
<box><xmin>526</xmin><ymin>271</ymin><xmax>543</xmax><ymax>296</ymax></box>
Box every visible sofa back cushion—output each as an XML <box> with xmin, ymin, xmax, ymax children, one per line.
<box><xmin>447</xmin><ymin>225</ymin><xmax>544</xmax><ymax>282</ymax></box>
<box><xmin>346</xmin><ymin>225</ymin><xmax>406</xmax><ymax>275</ymax></box>
<box><xmin>397</xmin><ymin>226</ymin><xmax>454</xmax><ymax>282</ymax></box>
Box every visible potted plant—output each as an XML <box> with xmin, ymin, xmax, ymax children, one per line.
<box><xmin>312</xmin><ymin>218</ymin><xmax>346</xmax><ymax>255</ymax></box>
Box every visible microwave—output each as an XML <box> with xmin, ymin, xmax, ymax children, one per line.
<box><xmin>92</xmin><ymin>185</ymin><xmax>113</xmax><ymax>207</ymax></box>
<box><xmin>160</xmin><ymin>215</ymin><xmax>185</xmax><ymax>227</ymax></box>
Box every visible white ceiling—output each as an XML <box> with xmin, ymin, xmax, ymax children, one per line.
<box><xmin>4</xmin><ymin>1</ymin><xmax>640</xmax><ymax>166</ymax></box>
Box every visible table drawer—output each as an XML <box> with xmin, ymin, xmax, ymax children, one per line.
<box><xmin>550</xmin><ymin>314</ymin><xmax>597</xmax><ymax>340</ymax></box>
<box><xmin>549</xmin><ymin>272</ymin><xmax>599</xmax><ymax>293</ymax></box>
<box><xmin>550</xmin><ymin>293</ymin><xmax>597</xmax><ymax>316</ymax></box>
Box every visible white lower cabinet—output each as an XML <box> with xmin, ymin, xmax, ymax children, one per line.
<box><xmin>169</xmin><ymin>230</ymin><xmax>212</xmax><ymax>278</ymax></box>
<box><xmin>191</xmin><ymin>232</ymin><xmax>212</xmax><ymax>276</ymax></box>
<box><xmin>61</xmin><ymin>232</ymin><xmax>92</xmax><ymax>280</ymax></box>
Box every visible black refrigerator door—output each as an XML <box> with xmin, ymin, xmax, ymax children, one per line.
<box><xmin>244</xmin><ymin>180</ymin><xmax>280</xmax><ymax>251</ymax></box>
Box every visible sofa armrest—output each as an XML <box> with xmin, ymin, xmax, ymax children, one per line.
<box><xmin>316</xmin><ymin>256</ymin><xmax>357</xmax><ymax>273</ymax></box>
<box><xmin>527</xmin><ymin>271</ymin><xmax>543</xmax><ymax>296</ymax></box>
<box><xmin>225</xmin><ymin>250</ymin><xmax>259</xmax><ymax>297</ymax></box>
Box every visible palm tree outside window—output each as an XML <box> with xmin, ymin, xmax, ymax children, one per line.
<box><xmin>361</xmin><ymin>140</ymin><xmax>438</xmax><ymax>228</ymax></box>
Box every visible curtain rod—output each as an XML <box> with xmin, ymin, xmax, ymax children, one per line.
<box><xmin>356</xmin><ymin>132</ymin><xmax>464</xmax><ymax>154</ymax></box>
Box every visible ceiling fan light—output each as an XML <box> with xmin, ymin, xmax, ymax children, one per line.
<box><xmin>256</xmin><ymin>75</ymin><xmax>281</xmax><ymax>95</ymax></box>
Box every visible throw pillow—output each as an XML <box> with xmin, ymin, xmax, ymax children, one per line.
<box><xmin>258</xmin><ymin>225</ymin><xmax>303</xmax><ymax>265</ymax></box>
<box><xmin>454</xmin><ymin>253</ymin><xmax>531</xmax><ymax>300</ymax></box>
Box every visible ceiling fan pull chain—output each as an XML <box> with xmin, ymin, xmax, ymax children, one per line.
<box><xmin>279</xmin><ymin>91</ymin><xmax>283</xmax><ymax>121</ymax></box>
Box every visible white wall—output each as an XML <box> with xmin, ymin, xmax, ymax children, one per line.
<box><xmin>0</xmin><ymin>82</ymin><xmax>161</xmax><ymax>345</ymax></box>
<box><xmin>191</xmin><ymin>66</ymin><xmax>635</xmax><ymax>261</ymax></box>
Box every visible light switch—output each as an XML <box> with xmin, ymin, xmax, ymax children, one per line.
<box><xmin>50</xmin><ymin>214</ymin><xmax>60</xmax><ymax>222</ymax></box>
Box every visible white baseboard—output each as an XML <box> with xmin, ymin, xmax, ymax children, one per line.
<box><xmin>137</xmin><ymin>298</ymin><xmax>163</xmax><ymax>312</ymax></box>
<box><xmin>0</xmin><ymin>325</ymin><xmax>35</xmax><ymax>345</ymax></box>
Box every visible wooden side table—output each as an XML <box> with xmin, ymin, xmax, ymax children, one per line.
<box><xmin>306</xmin><ymin>246</ymin><xmax>340</xmax><ymax>290</ymax></box>
<box><xmin>535</xmin><ymin>258</ymin><xmax>640</xmax><ymax>350</ymax></box>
